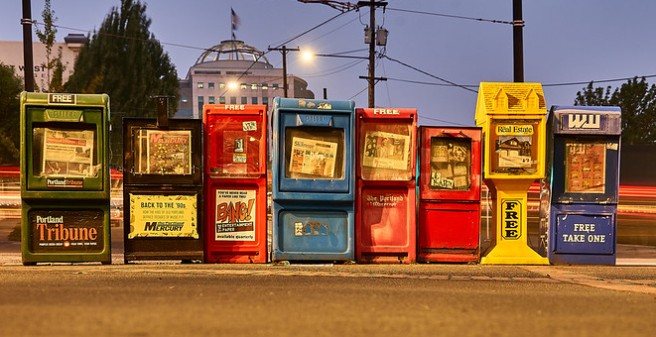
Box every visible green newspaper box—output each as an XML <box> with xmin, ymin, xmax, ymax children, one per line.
<box><xmin>20</xmin><ymin>92</ymin><xmax>111</xmax><ymax>265</ymax></box>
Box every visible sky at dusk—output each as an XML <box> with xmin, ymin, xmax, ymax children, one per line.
<box><xmin>2</xmin><ymin>0</ymin><xmax>655</xmax><ymax>126</ymax></box>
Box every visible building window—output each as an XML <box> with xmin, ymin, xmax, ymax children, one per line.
<box><xmin>219</xmin><ymin>96</ymin><xmax>226</xmax><ymax>104</ymax></box>
<box><xmin>241</xmin><ymin>83</ymin><xmax>247</xmax><ymax>90</ymax></box>
<box><xmin>219</xmin><ymin>82</ymin><xmax>226</xmax><ymax>89</ymax></box>
<box><xmin>230</xmin><ymin>97</ymin><xmax>237</xmax><ymax>104</ymax></box>
<box><xmin>251</xmin><ymin>97</ymin><xmax>258</xmax><ymax>104</ymax></box>
<box><xmin>241</xmin><ymin>97</ymin><xmax>247</xmax><ymax>104</ymax></box>
<box><xmin>209</xmin><ymin>96</ymin><xmax>215</xmax><ymax>104</ymax></box>
<box><xmin>262</xmin><ymin>96</ymin><xmax>269</xmax><ymax>105</ymax></box>
<box><xmin>272</xmin><ymin>83</ymin><xmax>279</xmax><ymax>90</ymax></box>
<box><xmin>197</xmin><ymin>82</ymin><xmax>204</xmax><ymax>89</ymax></box>
<box><xmin>261</xmin><ymin>83</ymin><xmax>268</xmax><ymax>90</ymax></box>
<box><xmin>251</xmin><ymin>83</ymin><xmax>258</xmax><ymax>90</ymax></box>
<box><xmin>208</xmin><ymin>82</ymin><xmax>215</xmax><ymax>89</ymax></box>
<box><xmin>197</xmin><ymin>96</ymin><xmax>204</xmax><ymax>113</ymax></box>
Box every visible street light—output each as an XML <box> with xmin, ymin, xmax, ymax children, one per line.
<box><xmin>227</xmin><ymin>81</ymin><xmax>239</xmax><ymax>91</ymax></box>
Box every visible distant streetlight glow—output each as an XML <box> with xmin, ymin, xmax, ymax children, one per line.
<box><xmin>227</xmin><ymin>81</ymin><xmax>239</xmax><ymax>90</ymax></box>
<box><xmin>301</xmin><ymin>50</ymin><xmax>314</xmax><ymax>62</ymax></box>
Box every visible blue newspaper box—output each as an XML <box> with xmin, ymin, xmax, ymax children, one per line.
<box><xmin>271</xmin><ymin>97</ymin><xmax>355</xmax><ymax>262</ymax></box>
<box><xmin>547</xmin><ymin>106</ymin><xmax>621</xmax><ymax>265</ymax></box>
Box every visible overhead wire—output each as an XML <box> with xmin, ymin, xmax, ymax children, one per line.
<box><xmin>34</xmin><ymin>6</ymin><xmax>656</xmax><ymax>118</ymax></box>
<box><xmin>386</xmin><ymin>7</ymin><xmax>513</xmax><ymax>25</ymax></box>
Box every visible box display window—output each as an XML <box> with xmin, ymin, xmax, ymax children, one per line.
<box><xmin>207</xmin><ymin>119</ymin><xmax>262</xmax><ymax>177</ymax></box>
<box><xmin>133</xmin><ymin>129</ymin><xmax>192</xmax><ymax>175</ymax></box>
<box><xmin>490</xmin><ymin>119</ymin><xmax>540</xmax><ymax>175</ymax></box>
<box><xmin>359</xmin><ymin>122</ymin><xmax>412</xmax><ymax>181</ymax></box>
<box><xmin>429</xmin><ymin>137</ymin><xmax>471</xmax><ymax>190</ymax></box>
<box><xmin>564</xmin><ymin>141</ymin><xmax>606</xmax><ymax>193</ymax></box>
<box><xmin>32</xmin><ymin>125</ymin><xmax>97</xmax><ymax>178</ymax></box>
<box><xmin>285</xmin><ymin>127</ymin><xmax>344</xmax><ymax>180</ymax></box>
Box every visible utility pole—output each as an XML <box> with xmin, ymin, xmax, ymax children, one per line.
<box><xmin>358</xmin><ymin>0</ymin><xmax>387</xmax><ymax>108</ymax></box>
<box><xmin>21</xmin><ymin>0</ymin><xmax>35</xmax><ymax>91</ymax></box>
<box><xmin>268</xmin><ymin>45</ymin><xmax>300</xmax><ymax>98</ymax></box>
<box><xmin>513</xmin><ymin>0</ymin><xmax>524</xmax><ymax>82</ymax></box>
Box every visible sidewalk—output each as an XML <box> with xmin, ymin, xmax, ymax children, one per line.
<box><xmin>1</xmin><ymin>242</ymin><xmax>655</xmax><ymax>266</ymax></box>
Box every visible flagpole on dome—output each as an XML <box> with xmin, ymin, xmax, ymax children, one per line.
<box><xmin>230</xmin><ymin>7</ymin><xmax>240</xmax><ymax>60</ymax></box>
<box><xmin>231</xmin><ymin>7</ymin><xmax>240</xmax><ymax>40</ymax></box>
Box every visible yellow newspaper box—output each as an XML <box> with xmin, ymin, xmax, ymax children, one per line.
<box><xmin>475</xmin><ymin>82</ymin><xmax>549</xmax><ymax>265</ymax></box>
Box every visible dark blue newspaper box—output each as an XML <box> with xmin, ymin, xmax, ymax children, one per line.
<box><xmin>547</xmin><ymin>106</ymin><xmax>621</xmax><ymax>265</ymax></box>
<box><xmin>271</xmin><ymin>97</ymin><xmax>355</xmax><ymax>262</ymax></box>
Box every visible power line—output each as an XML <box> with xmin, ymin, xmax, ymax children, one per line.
<box><xmin>387</xmin><ymin>74</ymin><xmax>656</xmax><ymax>89</ymax></box>
<box><xmin>382</xmin><ymin>55</ymin><xmax>478</xmax><ymax>93</ymax></box>
<box><xmin>542</xmin><ymin>74</ymin><xmax>656</xmax><ymax>87</ymax></box>
<box><xmin>418</xmin><ymin>114</ymin><xmax>470</xmax><ymax>127</ymax></box>
<box><xmin>387</xmin><ymin>7</ymin><xmax>513</xmax><ymax>25</ymax></box>
<box><xmin>387</xmin><ymin>77</ymin><xmax>478</xmax><ymax>88</ymax></box>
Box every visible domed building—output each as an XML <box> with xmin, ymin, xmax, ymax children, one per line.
<box><xmin>177</xmin><ymin>40</ymin><xmax>315</xmax><ymax>118</ymax></box>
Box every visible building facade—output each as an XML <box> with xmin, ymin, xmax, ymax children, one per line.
<box><xmin>0</xmin><ymin>33</ymin><xmax>86</xmax><ymax>92</ymax></box>
<box><xmin>1</xmin><ymin>37</ymin><xmax>314</xmax><ymax>118</ymax></box>
<box><xmin>177</xmin><ymin>40</ymin><xmax>314</xmax><ymax>118</ymax></box>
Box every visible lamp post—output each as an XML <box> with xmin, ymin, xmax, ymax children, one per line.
<box><xmin>21</xmin><ymin>0</ymin><xmax>34</xmax><ymax>91</ymax></box>
<box><xmin>357</xmin><ymin>0</ymin><xmax>387</xmax><ymax>107</ymax></box>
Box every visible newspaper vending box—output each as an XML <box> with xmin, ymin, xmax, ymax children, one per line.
<box><xmin>356</xmin><ymin>108</ymin><xmax>417</xmax><ymax>263</ymax></box>
<box><xmin>271</xmin><ymin>97</ymin><xmax>356</xmax><ymax>263</ymax></box>
<box><xmin>418</xmin><ymin>126</ymin><xmax>482</xmax><ymax>263</ymax></box>
<box><xmin>475</xmin><ymin>82</ymin><xmax>550</xmax><ymax>265</ymax></box>
<box><xmin>546</xmin><ymin>106</ymin><xmax>621</xmax><ymax>265</ymax></box>
<box><xmin>20</xmin><ymin>92</ymin><xmax>111</xmax><ymax>265</ymax></box>
<box><xmin>122</xmin><ymin>98</ymin><xmax>203</xmax><ymax>263</ymax></box>
<box><xmin>203</xmin><ymin>104</ymin><xmax>267</xmax><ymax>263</ymax></box>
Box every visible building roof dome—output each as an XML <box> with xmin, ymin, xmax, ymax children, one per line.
<box><xmin>194</xmin><ymin>39</ymin><xmax>271</xmax><ymax>65</ymax></box>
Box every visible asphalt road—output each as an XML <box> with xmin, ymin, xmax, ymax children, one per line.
<box><xmin>0</xmin><ymin>264</ymin><xmax>654</xmax><ymax>337</ymax></box>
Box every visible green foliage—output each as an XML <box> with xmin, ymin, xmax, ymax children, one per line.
<box><xmin>35</xmin><ymin>0</ymin><xmax>60</xmax><ymax>92</ymax></box>
<box><xmin>0</xmin><ymin>63</ymin><xmax>22</xmax><ymax>165</ymax></box>
<box><xmin>574</xmin><ymin>77</ymin><xmax>656</xmax><ymax>144</ymax></box>
<box><xmin>64</xmin><ymin>0</ymin><xmax>179</xmax><ymax>167</ymax></box>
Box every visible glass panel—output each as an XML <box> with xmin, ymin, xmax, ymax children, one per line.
<box><xmin>251</xmin><ymin>97</ymin><xmax>258</xmax><ymax>104</ymax></box>
<box><xmin>285</xmin><ymin>127</ymin><xmax>344</xmax><ymax>180</ymax></box>
<box><xmin>429</xmin><ymin>137</ymin><xmax>471</xmax><ymax>190</ymax></box>
<box><xmin>241</xmin><ymin>96</ymin><xmax>247</xmax><ymax>104</ymax></box>
<box><xmin>565</xmin><ymin>141</ymin><xmax>606</xmax><ymax>193</ymax></box>
<box><xmin>32</xmin><ymin>127</ymin><xmax>97</xmax><ymax>178</ymax></box>
<box><xmin>489</xmin><ymin>119</ymin><xmax>540</xmax><ymax>175</ymax></box>
<box><xmin>133</xmin><ymin>129</ymin><xmax>192</xmax><ymax>175</ymax></box>
<box><xmin>208</xmin><ymin>82</ymin><xmax>215</xmax><ymax>88</ymax></box>
<box><xmin>359</xmin><ymin>122</ymin><xmax>412</xmax><ymax>181</ymax></box>
<box><xmin>197</xmin><ymin>96</ymin><xmax>204</xmax><ymax>114</ymax></box>
<box><xmin>230</xmin><ymin>97</ymin><xmax>237</xmax><ymax>104</ymax></box>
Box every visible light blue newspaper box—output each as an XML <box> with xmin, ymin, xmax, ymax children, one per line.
<box><xmin>271</xmin><ymin>98</ymin><xmax>355</xmax><ymax>263</ymax></box>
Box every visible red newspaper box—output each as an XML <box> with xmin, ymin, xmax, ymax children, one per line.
<box><xmin>418</xmin><ymin>126</ymin><xmax>482</xmax><ymax>263</ymax></box>
<box><xmin>203</xmin><ymin>104</ymin><xmax>267</xmax><ymax>263</ymax></box>
<box><xmin>356</xmin><ymin>108</ymin><xmax>417</xmax><ymax>263</ymax></box>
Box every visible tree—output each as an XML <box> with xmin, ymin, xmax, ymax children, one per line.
<box><xmin>65</xmin><ymin>0</ymin><xmax>179</xmax><ymax>168</ymax></box>
<box><xmin>35</xmin><ymin>0</ymin><xmax>65</xmax><ymax>92</ymax></box>
<box><xmin>574</xmin><ymin>77</ymin><xmax>656</xmax><ymax>145</ymax></box>
<box><xmin>0</xmin><ymin>63</ymin><xmax>22</xmax><ymax>165</ymax></box>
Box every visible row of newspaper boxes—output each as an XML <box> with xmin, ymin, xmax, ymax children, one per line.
<box><xmin>18</xmin><ymin>82</ymin><xmax>622</xmax><ymax>266</ymax></box>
